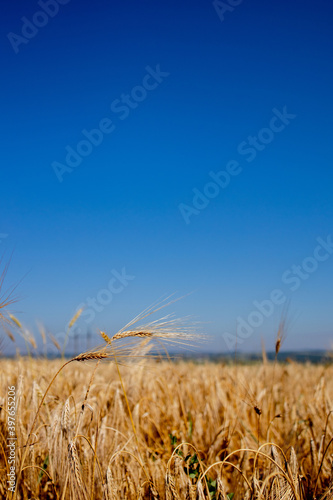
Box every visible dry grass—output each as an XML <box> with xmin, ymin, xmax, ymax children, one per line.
<box><xmin>0</xmin><ymin>356</ymin><xmax>333</xmax><ymax>499</ymax></box>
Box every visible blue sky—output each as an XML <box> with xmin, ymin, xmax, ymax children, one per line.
<box><xmin>1</xmin><ymin>0</ymin><xmax>332</xmax><ymax>355</ymax></box>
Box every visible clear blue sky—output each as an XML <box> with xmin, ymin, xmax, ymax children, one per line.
<box><xmin>1</xmin><ymin>0</ymin><xmax>332</xmax><ymax>355</ymax></box>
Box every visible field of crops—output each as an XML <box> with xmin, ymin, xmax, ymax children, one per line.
<box><xmin>1</xmin><ymin>354</ymin><xmax>333</xmax><ymax>499</ymax></box>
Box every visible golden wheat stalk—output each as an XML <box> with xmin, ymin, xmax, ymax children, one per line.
<box><xmin>69</xmin><ymin>308</ymin><xmax>83</xmax><ymax>329</ymax></box>
<box><xmin>101</xmin><ymin>315</ymin><xmax>202</xmax><ymax>354</ymax></box>
<box><xmin>9</xmin><ymin>313</ymin><xmax>22</xmax><ymax>328</ymax></box>
<box><xmin>73</xmin><ymin>352</ymin><xmax>109</xmax><ymax>361</ymax></box>
<box><xmin>196</xmin><ymin>481</ymin><xmax>206</xmax><ymax>500</ymax></box>
<box><xmin>68</xmin><ymin>441</ymin><xmax>88</xmax><ymax>499</ymax></box>
<box><xmin>112</xmin><ymin>330</ymin><xmax>153</xmax><ymax>340</ymax></box>
<box><xmin>165</xmin><ymin>471</ymin><xmax>180</xmax><ymax>500</ymax></box>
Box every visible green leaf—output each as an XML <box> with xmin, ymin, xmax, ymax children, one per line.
<box><xmin>37</xmin><ymin>454</ymin><xmax>49</xmax><ymax>484</ymax></box>
<box><xmin>169</xmin><ymin>434</ymin><xmax>178</xmax><ymax>447</ymax></box>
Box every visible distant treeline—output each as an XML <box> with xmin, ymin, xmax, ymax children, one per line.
<box><xmin>2</xmin><ymin>350</ymin><xmax>332</xmax><ymax>364</ymax></box>
<box><xmin>179</xmin><ymin>350</ymin><xmax>333</xmax><ymax>364</ymax></box>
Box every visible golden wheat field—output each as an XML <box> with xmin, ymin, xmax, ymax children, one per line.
<box><xmin>1</xmin><ymin>354</ymin><xmax>333</xmax><ymax>500</ymax></box>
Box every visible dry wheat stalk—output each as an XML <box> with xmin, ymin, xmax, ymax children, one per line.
<box><xmin>112</xmin><ymin>330</ymin><xmax>153</xmax><ymax>340</ymax></box>
<box><xmin>68</xmin><ymin>441</ymin><xmax>83</xmax><ymax>486</ymax></box>
<box><xmin>186</xmin><ymin>478</ymin><xmax>196</xmax><ymax>500</ymax></box>
<box><xmin>216</xmin><ymin>477</ymin><xmax>228</xmax><ymax>500</ymax></box>
<box><xmin>61</xmin><ymin>397</ymin><xmax>71</xmax><ymax>435</ymax></box>
<box><xmin>150</xmin><ymin>482</ymin><xmax>160</xmax><ymax>499</ymax></box>
<box><xmin>196</xmin><ymin>480</ymin><xmax>206</xmax><ymax>500</ymax></box>
<box><xmin>68</xmin><ymin>441</ymin><xmax>88</xmax><ymax>500</ymax></box>
<box><xmin>68</xmin><ymin>308</ymin><xmax>83</xmax><ymax>330</ymax></box>
<box><xmin>106</xmin><ymin>466</ymin><xmax>117</xmax><ymax>500</ymax></box>
<box><xmin>165</xmin><ymin>471</ymin><xmax>180</xmax><ymax>500</ymax></box>
<box><xmin>49</xmin><ymin>334</ymin><xmax>61</xmax><ymax>351</ymax></box>
<box><xmin>73</xmin><ymin>352</ymin><xmax>109</xmax><ymax>361</ymax></box>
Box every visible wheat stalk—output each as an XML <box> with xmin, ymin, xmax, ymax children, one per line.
<box><xmin>68</xmin><ymin>441</ymin><xmax>88</xmax><ymax>499</ymax></box>
<box><xmin>74</xmin><ymin>352</ymin><xmax>109</xmax><ymax>361</ymax></box>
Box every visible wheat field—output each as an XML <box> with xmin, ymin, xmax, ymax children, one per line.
<box><xmin>1</xmin><ymin>354</ymin><xmax>333</xmax><ymax>499</ymax></box>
